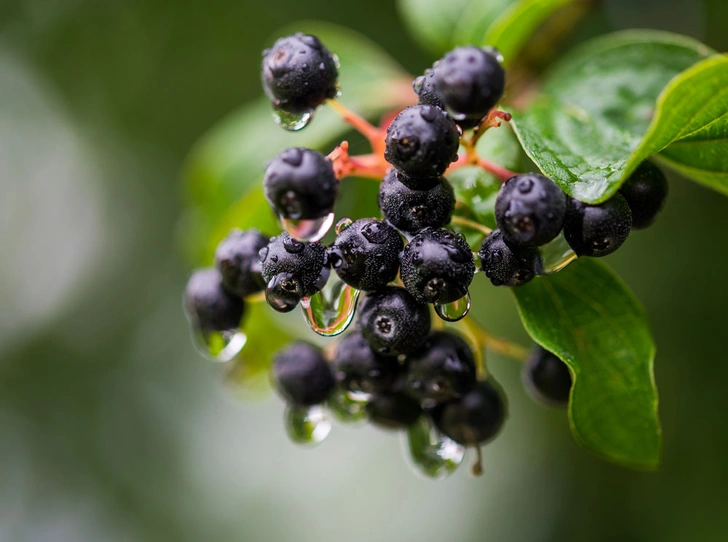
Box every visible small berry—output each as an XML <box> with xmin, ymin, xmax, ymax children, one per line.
<box><xmin>433</xmin><ymin>380</ymin><xmax>507</xmax><ymax>446</ymax></box>
<box><xmin>378</xmin><ymin>169</ymin><xmax>455</xmax><ymax>233</ymax></box>
<box><xmin>264</xmin><ymin>147</ymin><xmax>338</xmax><ymax>220</ymax></box>
<box><xmin>495</xmin><ymin>174</ymin><xmax>567</xmax><ymax>247</ymax></box>
<box><xmin>523</xmin><ymin>346</ymin><xmax>572</xmax><ymax>408</ymax></box>
<box><xmin>214</xmin><ymin>229</ymin><xmax>269</xmax><ymax>297</ymax></box>
<box><xmin>400</xmin><ymin>228</ymin><xmax>475</xmax><ymax>304</ymax></box>
<box><xmin>406</xmin><ymin>331</ymin><xmax>477</xmax><ymax>403</ymax></box>
<box><xmin>619</xmin><ymin>161</ymin><xmax>669</xmax><ymax>229</ymax></box>
<box><xmin>563</xmin><ymin>194</ymin><xmax>632</xmax><ymax>257</ymax></box>
<box><xmin>479</xmin><ymin>229</ymin><xmax>539</xmax><ymax>287</ymax></box>
<box><xmin>261</xmin><ymin>33</ymin><xmax>338</xmax><ymax>114</ymax></box>
<box><xmin>328</xmin><ymin>219</ymin><xmax>403</xmax><ymax>291</ymax></box>
<box><xmin>384</xmin><ymin>105</ymin><xmax>460</xmax><ymax>179</ymax></box>
<box><xmin>332</xmin><ymin>331</ymin><xmax>400</xmax><ymax>395</ymax></box>
<box><xmin>184</xmin><ymin>268</ymin><xmax>244</xmax><ymax>331</ymax></box>
<box><xmin>273</xmin><ymin>342</ymin><xmax>335</xmax><ymax>406</ymax></box>
<box><xmin>260</xmin><ymin>233</ymin><xmax>327</xmax><ymax>312</ymax></box>
<box><xmin>366</xmin><ymin>392</ymin><xmax>422</xmax><ymax>430</ymax></box>
<box><xmin>357</xmin><ymin>286</ymin><xmax>431</xmax><ymax>355</ymax></box>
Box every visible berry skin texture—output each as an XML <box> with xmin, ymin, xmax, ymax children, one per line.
<box><xmin>384</xmin><ymin>105</ymin><xmax>460</xmax><ymax>179</ymax></box>
<box><xmin>479</xmin><ymin>229</ymin><xmax>539</xmax><ymax>287</ymax></box>
<box><xmin>184</xmin><ymin>268</ymin><xmax>244</xmax><ymax>332</ymax></box>
<box><xmin>214</xmin><ymin>228</ymin><xmax>269</xmax><ymax>297</ymax></box>
<box><xmin>264</xmin><ymin>147</ymin><xmax>338</xmax><ymax>220</ymax></box>
<box><xmin>433</xmin><ymin>380</ymin><xmax>507</xmax><ymax>446</ymax></box>
<box><xmin>366</xmin><ymin>392</ymin><xmax>422</xmax><ymax>430</ymax></box>
<box><xmin>406</xmin><ymin>331</ymin><xmax>477</xmax><ymax>403</ymax></box>
<box><xmin>332</xmin><ymin>331</ymin><xmax>400</xmax><ymax>395</ymax></box>
<box><xmin>260</xmin><ymin>233</ymin><xmax>327</xmax><ymax>312</ymax></box>
<box><xmin>433</xmin><ymin>46</ymin><xmax>505</xmax><ymax>125</ymax></box>
<box><xmin>261</xmin><ymin>33</ymin><xmax>338</xmax><ymax>114</ymax></box>
<box><xmin>619</xmin><ymin>161</ymin><xmax>669</xmax><ymax>230</ymax></box>
<box><xmin>273</xmin><ymin>342</ymin><xmax>335</xmax><ymax>406</ymax></box>
<box><xmin>357</xmin><ymin>286</ymin><xmax>431</xmax><ymax>356</ymax></box>
<box><xmin>563</xmin><ymin>194</ymin><xmax>632</xmax><ymax>258</ymax></box>
<box><xmin>378</xmin><ymin>169</ymin><xmax>455</xmax><ymax>234</ymax></box>
<box><xmin>495</xmin><ymin>174</ymin><xmax>567</xmax><ymax>247</ymax></box>
<box><xmin>523</xmin><ymin>346</ymin><xmax>572</xmax><ymax>408</ymax></box>
<box><xmin>328</xmin><ymin>219</ymin><xmax>403</xmax><ymax>292</ymax></box>
<box><xmin>400</xmin><ymin>228</ymin><xmax>475</xmax><ymax>304</ymax></box>
<box><xmin>413</xmin><ymin>68</ymin><xmax>446</xmax><ymax>110</ymax></box>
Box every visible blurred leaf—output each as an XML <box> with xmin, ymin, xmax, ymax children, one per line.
<box><xmin>514</xmin><ymin>259</ymin><xmax>661</xmax><ymax>470</ymax></box>
<box><xmin>512</xmin><ymin>31</ymin><xmax>716</xmax><ymax>203</ymax></box>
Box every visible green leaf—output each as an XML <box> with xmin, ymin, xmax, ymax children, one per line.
<box><xmin>513</xmin><ymin>259</ymin><xmax>661</xmax><ymax>470</ymax></box>
<box><xmin>512</xmin><ymin>31</ymin><xmax>717</xmax><ymax>203</ymax></box>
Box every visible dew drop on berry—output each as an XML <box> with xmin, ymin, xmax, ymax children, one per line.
<box><xmin>434</xmin><ymin>291</ymin><xmax>471</xmax><ymax>322</ymax></box>
<box><xmin>280</xmin><ymin>211</ymin><xmax>335</xmax><ymax>242</ymax></box>
<box><xmin>402</xmin><ymin>415</ymin><xmax>465</xmax><ymax>480</ymax></box>
<box><xmin>419</xmin><ymin>105</ymin><xmax>438</xmax><ymax>122</ymax></box>
<box><xmin>300</xmin><ymin>274</ymin><xmax>361</xmax><ymax>336</ymax></box>
<box><xmin>413</xmin><ymin>75</ymin><xmax>424</xmax><ymax>94</ymax></box>
<box><xmin>483</xmin><ymin>45</ymin><xmax>505</xmax><ymax>64</ymax></box>
<box><xmin>536</xmin><ymin>232</ymin><xmax>577</xmax><ymax>275</ymax></box>
<box><xmin>335</xmin><ymin>217</ymin><xmax>353</xmax><ymax>235</ymax></box>
<box><xmin>361</xmin><ymin>222</ymin><xmax>389</xmax><ymax>244</ymax></box>
<box><xmin>284</xmin><ymin>404</ymin><xmax>332</xmax><ymax>446</ymax></box>
<box><xmin>272</xmin><ymin>106</ymin><xmax>314</xmax><ymax>131</ymax></box>
<box><xmin>283</xmin><ymin>235</ymin><xmax>305</xmax><ymax>254</ymax></box>
<box><xmin>327</xmin><ymin>389</ymin><xmax>368</xmax><ymax>424</ymax></box>
<box><xmin>189</xmin><ymin>324</ymin><xmax>247</xmax><ymax>363</ymax></box>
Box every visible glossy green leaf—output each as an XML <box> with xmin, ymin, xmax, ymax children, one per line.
<box><xmin>512</xmin><ymin>31</ymin><xmax>717</xmax><ymax>202</ymax></box>
<box><xmin>514</xmin><ymin>259</ymin><xmax>661</xmax><ymax>470</ymax></box>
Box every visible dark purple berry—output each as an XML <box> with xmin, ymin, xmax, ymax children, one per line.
<box><xmin>184</xmin><ymin>268</ymin><xmax>244</xmax><ymax>332</ymax></box>
<box><xmin>433</xmin><ymin>380</ymin><xmax>507</xmax><ymax>446</ymax></box>
<box><xmin>273</xmin><ymin>342</ymin><xmax>335</xmax><ymax>406</ymax></box>
<box><xmin>332</xmin><ymin>331</ymin><xmax>400</xmax><ymax>395</ymax></box>
<box><xmin>366</xmin><ymin>392</ymin><xmax>422</xmax><ymax>430</ymax></box>
<box><xmin>479</xmin><ymin>229</ymin><xmax>539</xmax><ymax>287</ymax></box>
<box><xmin>214</xmin><ymin>229</ymin><xmax>269</xmax><ymax>297</ymax></box>
<box><xmin>619</xmin><ymin>161</ymin><xmax>668</xmax><ymax>230</ymax></box>
<box><xmin>563</xmin><ymin>194</ymin><xmax>632</xmax><ymax>257</ymax></box>
<box><xmin>523</xmin><ymin>346</ymin><xmax>572</xmax><ymax>408</ymax></box>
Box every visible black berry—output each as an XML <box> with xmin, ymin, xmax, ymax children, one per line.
<box><xmin>273</xmin><ymin>342</ymin><xmax>335</xmax><ymax>406</ymax></box>
<box><xmin>619</xmin><ymin>161</ymin><xmax>669</xmax><ymax>230</ymax></box>
<box><xmin>563</xmin><ymin>194</ymin><xmax>632</xmax><ymax>257</ymax></box>
<box><xmin>400</xmin><ymin>228</ymin><xmax>475</xmax><ymax>304</ymax></box>
<box><xmin>495</xmin><ymin>174</ymin><xmax>567</xmax><ymax>247</ymax></box>
<box><xmin>384</xmin><ymin>105</ymin><xmax>460</xmax><ymax>179</ymax></box>
<box><xmin>366</xmin><ymin>392</ymin><xmax>422</xmax><ymax>430</ymax></box>
<box><xmin>357</xmin><ymin>286</ymin><xmax>431</xmax><ymax>355</ymax></box>
<box><xmin>264</xmin><ymin>147</ymin><xmax>338</xmax><ymax>220</ymax></box>
<box><xmin>413</xmin><ymin>67</ymin><xmax>445</xmax><ymax>110</ymax></box>
<box><xmin>184</xmin><ymin>268</ymin><xmax>244</xmax><ymax>332</ymax></box>
<box><xmin>406</xmin><ymin>331</ymin><xmax>477</xmax><ymax>403</ymax></box>
<box><xmin>332</xmin><ymin>331</ymin><xmax>400</xmax><ymax>395</ymax></box>
<box><xmin>327</xmin><ymin>219</ymin><xmax>403</xmax><ymax>292</ymax></box>
<box><xmin>479</xmin><ymin>229</ymin><xmax>539</xmax><ymax>287</ymax></box>
<box><xmin>433</xmin><ymin>380</ymin><xmax>507</xmax><ymax>446</ymax></box>
<box><xmin>260</xmin><ymin>233</ymin><xmax>327</xmax><ymax>312</ymax></box>
<box><xmin>261</xmin><ymin>33</ymin><xmax>338</xmax><ymax>115</ymax></box>
<box><xmin>523</xmin><ymin>346</ymin><xmax>572</xmax><ymax>408</ymax></box>
<box><xmin>214</xmin><ymin>229</ymin><xmax>269</xmax><ymax>297</ymax></box>
<box><xmin>378</xmin><ymin>168</ymin><xmax>455</xmax><ymax>233</ymax></box>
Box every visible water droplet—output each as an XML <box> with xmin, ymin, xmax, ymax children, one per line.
<box><xmin>300</xmin><ymin>274</ymin><xmax>360</xmax><ymax>336</ymax></box>
<box><xmin>335</xmin><ymin>217</ymin><xmax>353</xmax><ymax>235</ymax></box>
<box><xmin>285</xmin><ymin>404</ymin><xmax>332</xmax><ymax>445</ymax></box>
<box><xmin>536</xmin><ymin>233</ymin><xmax>577</xmax><ymax>275</ymax></box>
<box><xmin>328</xmin><ymin>390</ymin><xmax>368</xmax><ymax>424</ymax></box>
<box><xmin>435</xmin><ymin>291</ymin><xmax>471</xmax><ymax>322</ymax></box>
<box><xmin>412</xmin><ymin>75</ymin><xmax>424</xmax><ymax>94</ymax></box>
<box><xmin>419</xmin><ymin>105</ymin><xmax>438</xmax><ymax>122</ymax></box>
<box><xmin>472</xmin><ymin>251</ymin><xmax>482</xmax><ymax>272</ymax></box>
<box><xmin>332</xmin><ymin>53</ymin><xmax>341</xmax><ymax>69</ymax></box>
<box><xmin>361</xmin><ymin>221</ymin><xmax>388</xmax><ymax>244</ymax></box>
<box><xmin>280</xmin><ymin>212</ymin><xmax>335</xmax><ymax>242</ymax></box>
<box><xmin>190</xmin><ymin>325</ymin><xmax>247</xmax><ymax>363</ymax></box>
<box><xmin>483</xmin><ymin>45</ymin><xmax>505</xmax><ymax>64</ymax></box>
<box><xmin>272</xmin><ymin>106</ymin><xmax>314</xmax><ymax>131</ymax></box>
<box><xmin>402</xmin><ymin>416</ymin><xmax>465</xmax><ymax>479</ymax></box>
<box><xmin>265</xmin><ymin>274</ymin><xmax>302</xmax><ymax>313</ymax></box>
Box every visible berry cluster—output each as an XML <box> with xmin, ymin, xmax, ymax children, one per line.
<box><xmin>183</xmin><ymin>31</ymin><xmax>668</xmax><ymax>478</ymax></box>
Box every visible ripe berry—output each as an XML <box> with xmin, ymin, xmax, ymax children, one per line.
<box><xmin>479</xmin><ymin>229</ymin><xmax>539</xmax><ymax>287</ymax></box>
<box><xmin>184</xmin><ymin>268</ymin><xmax>244</xmax><ymax>331</ymax></box>
<box><xmin>260</xmin><ymin>233</ymin><xmax>327</xmax><ymax>312</ymax></box>
<box><xmin>327</xmin><ymin>219</ymin><xmax>403</xmax><ymax>292</ymax></box>
<box><xmin>273</xmin><ymin>341</ymin><xmax>335</xmax><ymax>406</ymax></box>
<box><xmin>523</xmin><ymin>346</ymin><xmax>572</xmax><ymax>408</ymax></box>
<box><xmin>563</xmin><ymin>194</ymin><xmax>632</xmax><ymax>257</ymax></box>
<box><xmin>413</xmin><ymin>68</ymin><xmax>445</xmax><ymax>110</ymax></box>
<box><xmin>384</xmin><ymin>105</ymin><xmax>460</xmax><ymax>179</ymax></box>
<box><xmin>332</xmin><ymin>331</ymin><xmax>400</xmax><ymax>395</ymax></box>
<box><xmin>619</xmin><ymin>161</ymin><xmax>669</xmax><ymax>230</ymax></box>
<box><xmin>357</xmin><ymin>286</ymin><xmax>431</xmax><ymax>355</ymax></box>
<box><xmin>495</xmin><ymin>174</ymin><xmax>567</xmax><ymax>247</ymax></box>
<box><xmin>366</xmin><ymin>392</ymin><xmax>422</xmax><ymax>430</ymax></box>
<box><xmin>378</xmin><ymin>169</ymin><xmax>455</xmax><ymax>234</ymax></box>
<box><xmin>433</xmin><ymin>46</ymin><xmax>505</xmax><ymax>125</ymax></box>
<box><xmin>433</xmin><ymin>380</ymin><xmax>507</xmax><ymax>446</ymax></box>
<box><xmin>264</xmin><ymin>147</ymin><xmax>338</xmax><ymax>220</ymax></box>
<box><xmin>261</xmin><ymin>33</ymin><xmax>338</xmax><ymax>115</ymax></box>
<box><xmin>214</xmin><ymin>229</ymin><xmax>269</xmax><ymax>297</ymax></box>
<box><xmin>406</xmin><ymin>331</ymin><xmax>477</xmax><ymax>403</ymax></box>
<box><xmin>400</xmin><ymin>228</ymin><xmax>475</xmax><ymax>304</ymax></box>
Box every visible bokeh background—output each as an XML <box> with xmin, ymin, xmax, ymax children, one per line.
<box><xmin>1</xmin><ymin>1</ymin><xmax>727</xmax><ymax>540</ymax></box>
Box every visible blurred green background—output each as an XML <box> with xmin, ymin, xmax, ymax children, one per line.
<box><xmin>1</xmin><ymin>1</ymin><xmax>727</xmax><ymax>540</ymax></box>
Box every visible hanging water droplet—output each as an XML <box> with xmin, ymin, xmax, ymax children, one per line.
<box><xmin>272</xmin><ymin>106</ymin><xmax>314</xmax><ymax>131</ymax></box>
<box><xmin>483</xmin><ymin>45</ymin><xmax>505</xmax><ymax>64</ymax></box>
<box><xmin>280</xmin><ymin>212</ymin><xmax>335</xmax><ymax>242</ymax></box>
<box><xmin>472</xmin><ymin>251</ymin><xmax>482</xmax><ymax>273</ymax></box>
<box><xmin>435</xmin><ymin>291</ymin><xmax>471</xmax><ymax>322</ymax></box>
<box><xmin>536</xmin><ymin>232</ymin><xmax>577</xmax><ymax>275</ymax></box>
<box><xmin>412</xmin><ymin>75</ymin><xmax>424</xmax><ymax>94</ymax></box>
<box><xmin>300</xmin><ymin>274</ymin><xmax>360</xmax><ymax>336</ymax></box>
<box><xmin>265</xmin><ymin>274</ymin><xmax>302</xmax><ymax>313</ymax></box>
<box><xmin>402</xmin><ymin>416</ymin><xmax>465</xmax><ymax>479</ymax></box>
<box><xmin>328</xmin><ymin>390</ymin><xmax>368</xmax><ymax>424</ymax></box>
<box><xmin>285</xmin><ymin>404</ymin><xmax>332</xmax><ymax>445</ymax></box>
<box><xmin>335</xmin><ymin>217</ymin><xmax>353</xmax><ymax>235</ymax></box>
<box><xmin>190</xmin><ymin>325</ymin><xmax>247</xmax><ymax>363</ymax></box>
